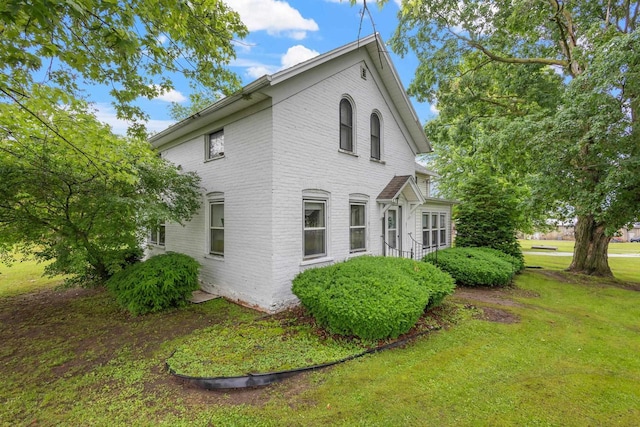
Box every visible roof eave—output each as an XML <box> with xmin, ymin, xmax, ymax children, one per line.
<box><xmin>149</xmin><ymin>76</ymin><xmax>272</xmax><ymax>147</ymax></box>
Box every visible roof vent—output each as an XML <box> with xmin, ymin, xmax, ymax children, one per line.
<box><xmin>360</xmin><ymin>65</ymin><xmax>367</xmax><ymax>80</ymax></box>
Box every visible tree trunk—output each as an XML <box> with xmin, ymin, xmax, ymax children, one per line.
<box><xmin>568</xmin><ymin>215</ymin><xmax>613</xmax><ymax>277</ymax></box>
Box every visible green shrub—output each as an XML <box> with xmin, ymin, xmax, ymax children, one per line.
<box><xmin>424</xmin><ymin>247</ymin><xmax>516</xmax><ymax>287</ymax></box>
<box><xmin>292</xmin><ymin>256</ymin><xmax>455</xmax><ymax>341</ymax></box>
<box><xmin>454</xmin><ymin>175</ymin><xmax>525</xmax><ymax>265</ymax></box>
<box><xmin>479</xmin><ymin>247</ymin><xmax>525</xmax><ymax>272</ymax></box>
<box><xmin>106</xmin><ymin>252</ymin><xmax>200</xmax><ymax>315</ymax></box>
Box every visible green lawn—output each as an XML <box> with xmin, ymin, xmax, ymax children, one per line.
<box><xmin>1</xmin><ymin>259</ymin><xmax>639</xmax><ymax>425</ymax></box>
<box><xmin>524</xmin><ymin>254</ymin><xmax>640</xmax><ymax>283</ymax></box>
<box><xmin>0</xmin><ymin>256</ymin><xmax>66</xmax><ymax>297</ymax></box>
<box><xmin>520</xmin><ymin>239</ymin><xmax>640</xmax><ymax>255</ymax></box>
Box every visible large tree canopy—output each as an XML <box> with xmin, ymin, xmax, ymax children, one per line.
<box><xmin>0</xmin><ymin>86</ymin><xmax>201</xmax><ymax>284</ymax></box>
<box><xmin>0</xmin><ymin>0</ymin><xmax>248</xmax><ymax>284</ymax></box>
<box><xmin>386</xmin><ymin>0</ymin><xmax>640</xmax><ymax>277</ymax></box>
<box><xmin>0</xmin><ymin>0</ymin><xmax>247</xmax><ymax>136</ymax></box>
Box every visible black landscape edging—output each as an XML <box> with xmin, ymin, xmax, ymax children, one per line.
<box><xmin>166</xmin><ymin>325</ymin><xmax>442</xmax><ymax>390</ymax></box>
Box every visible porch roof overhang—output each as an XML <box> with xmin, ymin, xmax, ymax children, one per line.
<box><xmin>377</xmin><ymin>175</ymin><xmax>425</xmax><ymax>217</ymax></box>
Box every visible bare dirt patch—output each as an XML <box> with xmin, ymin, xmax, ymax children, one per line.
<box><xmin>452</xmin><ymin>286</ymin><xmax>527</xmax><ymax>324</ymax></box>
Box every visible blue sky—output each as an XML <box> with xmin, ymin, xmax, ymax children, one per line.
<box><xmin>93</xmin><ymin>0</ymin><xmax>437</xmax><ymax>134</ymax></box>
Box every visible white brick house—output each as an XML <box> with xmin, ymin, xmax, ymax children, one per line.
<box><xmin>148</xmin><ymin>34</ymin><xmax>456</xmax><ymax>312</ymax></box>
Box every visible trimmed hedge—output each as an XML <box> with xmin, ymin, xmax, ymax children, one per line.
<box><xmin>479</xmin><ymin>247</ymin><xmax>525</xmax><ymax>272</ymax></box>
<box><xmin>424</xmin><ymin>247</ymin><xmax>517</xmax><ymax>287</ymax></box>
<box><xmin>106</xmin><ymin>252</ymin><xmax>200</xmax><ymax>315</ymax></box>
<box><xmin>292</xmin><ymin>256</ymin><xmax>455</xmax><ymax>341</ymax></box>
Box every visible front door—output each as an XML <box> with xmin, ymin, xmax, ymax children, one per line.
<box><xmin>384</xmin><ymin>207</ymin><xmax>402</xmax><ymax>255</ymax></box>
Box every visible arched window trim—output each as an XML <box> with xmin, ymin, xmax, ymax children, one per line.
<box><xmin>370</xmin><ymin>111</ymin><xmax>381</xmax><ymax>160</ymax></box>
<box><xmin>339</xmin><ymin>97</ymin><xmax>355</xmax><ymax>153</ymax></box>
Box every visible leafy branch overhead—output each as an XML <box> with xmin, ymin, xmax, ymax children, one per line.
<box><xmin>384</xmin><ymin>0</ymin><xmax>639</xmax><ymax>277</ymax></box>
<box><xmin>0</xmin><ymin>0</ymin><xmax>248</xmax><ymax>136</ymax></box>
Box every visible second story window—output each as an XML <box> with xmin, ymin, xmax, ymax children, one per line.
<box><xmin>207</xmin><ymin>130</ymin><xmax>224</xmax><ymax>160</ymax></box>
<box><xmin>339</xmin><ymin>98</ymin><xmax>353</xmax><ymax>152</ymax></box>
<box><xmin>370</xmin><ymin>113</ymin><xmax>380</xmax><ymax>160</ymax></box>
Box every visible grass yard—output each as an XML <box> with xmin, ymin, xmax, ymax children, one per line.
<box><xmin>0</xmin><ymin>256</ymin><xmax>66</xmax><ymax>298</ymax></box>
<box><xmin>1</xmin><ymin>258</ymin><xmax>639</xmax><ymax>425</ymax></box>
<box><xmin>520</xmin><ymin>239</ymin><xmax>640</xmax><ymax>255</ymax></box>
<box><xmin>524</xmin><ymin>254</ymin><xmax>640</xmax><ymax>283</ymax></box>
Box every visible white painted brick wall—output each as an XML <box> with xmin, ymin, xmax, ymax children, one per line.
<box><xmin>153</xmin><ymin>47</ymin><xmax>448</xmax><ymax>312</ymax></box>
<box><xmin>268</xmin><ymin>52</ymin><xmax>420</xmax><ymax>307</ymax></box>
<box><xmin>156</xmin><ymin>107</ymin><xmax>275</xmax><ymax>310</ymax></box>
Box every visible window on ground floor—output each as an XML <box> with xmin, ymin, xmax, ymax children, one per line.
<box><xmin>350</xmin><ymin>203</ymin><xmax>366</xmax><ymax>252</ymax></box>
<box><xmin>422</xmin><ymin>212</ymin><xmax>447</xmax><ymax>249</ymax></box>
<box><xmin>149</xmin><ymin>223</ymin><xmax>165</xmax><ymax>246</ymax></box>
<box><xmin>303</xmin><ymin>200</ymin><xmax>326</xmax><ymax>259</ymax></box>
<box><xmin>209</xmin><ymin>201</ymin><xmax>224</xmax><ymax>256</ymax></box>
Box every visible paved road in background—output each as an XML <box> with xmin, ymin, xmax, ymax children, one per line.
<box><xmin>523</xmin><ymin>252</ymin><xmax>640</xmax><ymax>258</ymax></box>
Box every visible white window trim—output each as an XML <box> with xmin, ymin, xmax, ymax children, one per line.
<box><xmin>349</xmin><ymin>201</ymin><xmax>367</xmax><ymax>253</ymax></box>
<box><xmin>149</xmin><ymin>223</ymin><xmax>166</xmax><ymax>247</ymax></box>
<box><xmin>339</xmin><ymin>96</ymin><xmax>356</xmax><ymax>154</ymax></box>
<box><xmin>303</xmin><ymin>199</ymin><xmax>327</xmax><ymax>260</ymax></box>
<box><xmin>206</xmin><ymin>192</ymin><xmax>225</xmax><ymax>258</ymax></box>
<box><xmin>422</xmin><ymin>211</ymin><xmax>448</xmax><ymax>249</ymax></box>
<box><xmin>205</xmin><ymin>129</ymin><xmax>225</xmax><ymax>161</ymax></box>
<box><xmin>370</xmin><ymin>111</ymin><xmax>382</xmax><ymax>161</ymax></box>
<box><xmin>302</xmin><ymin>189</ymin><xmax>330</xmax><ymax>261</ymax></box>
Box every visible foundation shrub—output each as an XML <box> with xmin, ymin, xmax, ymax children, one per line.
<box><xmin>106</xmin><ymin>252</ymin><xmax>200</xmax><ymax>315</ymax></box>
<box><xmin>424</xmin><ymin>247</ymin><xmax>516</xmax><ymax>287</ymax></box>
<box><xmin>292</xmin><ymin>256</ymin><xmax>455</xmax><ymax>340</ymax></box>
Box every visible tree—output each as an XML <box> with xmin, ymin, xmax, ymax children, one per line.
<box><xmin>386</xmin><ymin>0</ymin><xmax>640</xmax><ymax>277</ymax></box>
<box><xmin>1</xmin><ymin>0</ymin><xmax>247</xmax><ymax>137</ymax></box>
<box><xmin>454</xmin><ymin>174</ymin><xmax>524</xmax><ymax>264</ymax></box>
<box><xmin>0</xmin><ymin>0</ymin><xmax>247</xmax><ymax>284</ymax></box>
<box><xmin>0</xmin><ymin>86</ymin><xmax>201</xmax><ymax>284</ymax></box>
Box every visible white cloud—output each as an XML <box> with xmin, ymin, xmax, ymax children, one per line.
<box><xmin>150</xmin><ymin>86</ymin><xmax>187</xmax><ymax>103</ymax></box>
<box><xmin>429</xmin><ymin>103</ymin><xmax>439</xmax><ymax>115</ymax></box>
<box><xmin>92</xmin><ymin>103</ymin><xmax>175</xmax><ymax>136</ymax></box>
<box><xmin>227</xmin><ymin>0</ymin><xmax>319</xmax><ymax>39</ymax></box>
<box><xmin>280</xmin><ymin>45</ymin><xmax>320</xmax><ymax>69</ymax></box>
<box><xmin>246</xmin><ymin>65</ymin><xmax>276</xmax><ymax>79</ymax></box>
<box><xmin>237</xmin><ymin>45</ymin><xmax>319</xmax><ymax>79</ymax></box>
<box><xmin>156</xmin><ymin>34</ymin><xmax>168</xmax><ymax>45</ymax></box>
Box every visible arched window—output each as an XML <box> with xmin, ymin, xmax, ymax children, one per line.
<box><xmin>339</xmin><ymin>98</ymin><xmax>353</xmax><ymax>152</ymax></box>
<box><xmin>370</xmin><ymin>112</ymin><xmax>381</xmax><ymax>160</ymax></box>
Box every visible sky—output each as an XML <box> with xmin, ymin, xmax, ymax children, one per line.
<box><xmin>93</xmin><ymin>0</ymin><xmax>437</xmax><ymax>135</ymax></box>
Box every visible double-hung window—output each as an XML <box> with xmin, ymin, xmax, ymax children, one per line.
<box><xmin>349</xmin><ymin>203</ymin><xmax>366</xmax><ymax>252</ymax></box>
<box><xmin>339</xmin><ymin>98</ymin><xmax>353</xmax><ymax>152</ymax></box>
<box><xmin>149</xmin><ymin>223</ymin><xmax>165</xmax><ymax>246</ymax></box>
<box><xmin>149</xmin><ymin>225</ymin><xmax>165</xmax><ymax>246</ymax></box>
<box><xmin>370</xmin><ymin>113</ymin><xmax>381</xmax><ymax>160</ymax></box>
<box><xmin>209</xmin><ymin>201</ymin><xmax>224</xmax><ymax>256</ymax></box>
<box><xmin>206</xmin><ymin>130</ymin><xmax>224</xmax><ymax>160</ymax></box>
<box><xmin>303</xmin><ymin>200</ymin><xmax>326</xmax><ymax>258</ymax></box>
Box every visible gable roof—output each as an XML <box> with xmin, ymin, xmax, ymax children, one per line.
<box><xmin>377</xmin><ymin>175</ymin><xmax>425</xmax><ymax>204</ymax></box>
<box><xmin>415</xmin><ymin>163</ymin><xmax>440</xmax><ymax>177</ymax></box>
<box><xmin>149</xmin><ymin>33</ymin><xmax>431</xmax><ymax>153</ymax></box>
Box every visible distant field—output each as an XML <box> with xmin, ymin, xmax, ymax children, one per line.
<box><xmin>520</xmin><ymin>239</ymin><xmax>640</xmax><ymax>255</ymax></box>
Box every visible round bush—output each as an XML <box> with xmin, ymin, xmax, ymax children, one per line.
<box><xmin>292</xmin><ymin>256</ymin><xmax>455</xmax><ymax>341</ymax></box>
<box><xmin>106</xmin><ymin>252</ymin><xmax>200</xmax><ymax>315</ymax></box>
<box><xmin>424</xmin><ymin>247</ymin><xmax>516</xmax><ymax>287</ymax></box>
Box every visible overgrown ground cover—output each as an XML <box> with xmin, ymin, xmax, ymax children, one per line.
<box><xmin>1</xmin><ymin>258</ymin><xmax>639</xmax><ymax>426</ymax></box>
